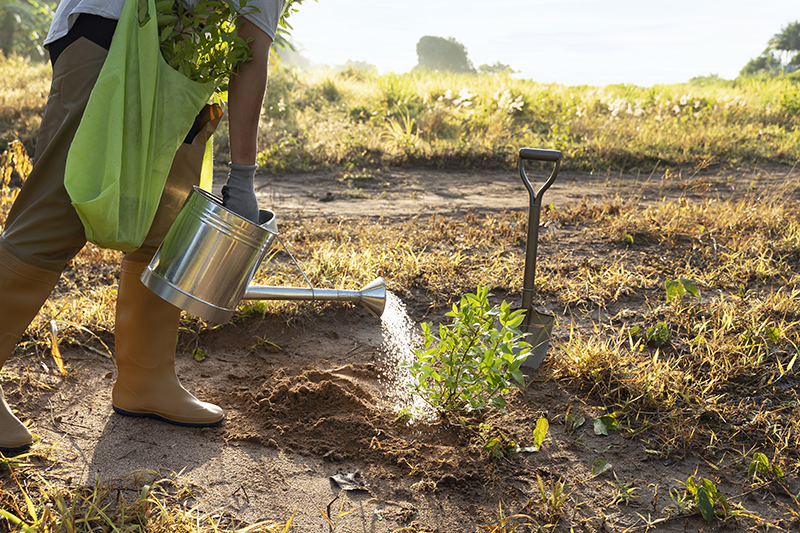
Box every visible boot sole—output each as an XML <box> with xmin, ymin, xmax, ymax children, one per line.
<box><xmin>0</xmin><ymin>442</ymin><xmax>32</xmax><ymax>456</ymax></box>
<box><xmin>112</xmin><ymin>405</ymin><xmax>224</xmax><ymax>428</ymax></box>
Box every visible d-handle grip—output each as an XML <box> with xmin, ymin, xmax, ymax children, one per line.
<box><xmin>519</xmin><ymin>148</ymin><xmax>561</xmax><ymax>206</ymax></box>
<box><xmin>519</xmin><ymin>148</ymin><xmax>561</xmax><ymax>163</ymax></box>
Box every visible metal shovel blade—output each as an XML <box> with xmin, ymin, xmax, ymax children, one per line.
<box><xmin>519</xmin><ymin>308</ymin><xmax>554</xmax><ymax>369</ymax></box>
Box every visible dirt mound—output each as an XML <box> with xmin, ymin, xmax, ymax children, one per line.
<box><xmin>222</xmin><ymin>364</ymin><xmax>492</xmax><ymax>487</ymax></box>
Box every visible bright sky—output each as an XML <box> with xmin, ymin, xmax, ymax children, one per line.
<box><xmin>287</xmin><ymin>0</ymin><xmax>798</xmax><ymax>87</ymax></box>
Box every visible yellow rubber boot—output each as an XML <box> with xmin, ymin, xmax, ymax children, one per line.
<box><xmin>112</xmin><ymin>257</ymin><xmax>223</xmax><ymax>427</ymax></box>
<box><xmin>0</xmin><ymin>386</ymin><xmax>33</xmax><ymax>455</ymax></box>
<box><xmin>0</xmin><ymin>246</ymin><xmax>61</xmax><ymax>455</ymax></box>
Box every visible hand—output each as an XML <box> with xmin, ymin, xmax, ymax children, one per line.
<box><xmin>221</xmin><ymin>162</ymin><xmax>259</xmax><ymax>223</ymax></box>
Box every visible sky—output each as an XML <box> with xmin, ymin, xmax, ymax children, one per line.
<box><xmin>286</xmin><ymin>0</ymin><xmax>798</xmax><ymax>87</ymax></box>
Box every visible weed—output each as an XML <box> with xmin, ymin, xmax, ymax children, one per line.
<box><xmin>536</xmin><ymin>474</ymin><xmax>571</xmax><ymax>524</ymax></box>
<box><xmin>748</xmin><ymin>452</ymin><xmax>785</xmax><ymax>483</ymax></box>
<box><xmin>608</xmin><ymin>474</ymin><xmax>638</xmax><ymax>506</ymax></box>
<box><xmin>477</xmin><ymin>501</ymin><xmax>534</xmax><ymax>533</ymax></box>
<box><xmin>680</xmin><ymin>475</ymin><xmax>732</xmax><ymax>523</ymax></box>
<box><xmin>665</xmin><ymin>487</ymin><xmax>693</xmax><ymax>517</ymax></box>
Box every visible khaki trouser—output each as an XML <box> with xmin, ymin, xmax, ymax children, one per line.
<box><xmin>0</xmin><ymin>37</ymin><xmax>221</xmax><ymax>271</ymax></box>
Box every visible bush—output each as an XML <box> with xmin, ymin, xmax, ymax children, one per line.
<box><xmin>401</xmin><ymin>286</ymin><xmax>531</xmax><ymax>418</ymax></box>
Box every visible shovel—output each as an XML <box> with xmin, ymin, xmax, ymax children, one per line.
<box><xmin>517</xmin><ymin>148</ymin><xmax>560</xmax><ymax>369</ymax></box>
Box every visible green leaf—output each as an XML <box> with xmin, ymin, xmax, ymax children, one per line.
<box><xmin>594</xmin><ymin>418</ymin><xmax>609</xmax><ymax>436</ymax></box>
<box><xmin>533</xmin><ymin>417</ymin><xmax>549</xmax><ymax>450</ymax></box>
<box><xmin>593</xmin><ymin>414</ymin><xmax>617</xmax><ymax>436</ymax></box>
<box><xmin>646</xmin><ymin>322</ymin><xmax>671</xmax><ymax>347</ymax></box>
<box><xmin>591</xmin><ymin>458</ymin><xmax>612</xmax><ymax>477</ymax></box>
<box><xmin>679</xmin><ymin>276</ymin><xmax>699</xmax><ymax>298</ymax></box>
<box><xmin>665</xmin><ymin>278</ymin><xmax>684</xmax><ymax>302</ymax></box>
<box><xmin>696</xmin><ymin>487</ymin><xmax>716</xmax><ymax>523</ymax></box>
<box><xmin>765</xmin><ymin>326</ymin><xmax>781</xmax><ymax>344</ymax></box>
<box><xmin>566</xmin><ymin>412</ymin><xmax>586</xmax><ymax>430</ymax></box>
<box><xmin>489</xmin><ymin>397</ymin><xmax>507</xmax><ymax>410</ymax></box>
<box><xmin>193</xmin><ymin>347</ymin><xmax>208</xmax><ymax>362</ymax></box>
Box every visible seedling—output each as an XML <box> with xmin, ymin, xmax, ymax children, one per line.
<box><xmin>192</xmin><ymin>347</ymin><xmax>208</xmax><ymax>362</ymax></box>
<box><xmin>149</xmin><ymin>0</ymin><xmax>253</xmax><ymax>86</ymax></box>
<box><xmin>627</xmin><ymin>322</ymin><xmax>671</xmax><ymax>347</ymax></box>
<box><xmin>402</xmin><ymin>286</ymin><xmax>530</xmax><ymax>417</ymax></box>
<box><xmin>748</xmin><ymin>453</ymin><xmax>785</xmax><ymax>483</ymax></box>
<box><xmin>608</xmin><ymin>474</ymin><xmax>638</xmax><ymax>506</ymax></box>
<box><xmin>665</xmin><ymin>276</ymin><xmax>700</xmax><ymax>303</ymax></box>
<box><xmin>680</xmin><ymin>475</ymin><xmax>731</xmax><ymax>523</ymax></box>
<box><xmin>537</xmin><ymin>474</ymin><xmax>571</xmax><ymax>524</ymax></box>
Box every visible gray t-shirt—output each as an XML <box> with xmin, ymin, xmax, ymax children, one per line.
<box><xmin>45</xmin><ymin>0</ymin><xmax>286</xmax><ymax>45</ymax></box>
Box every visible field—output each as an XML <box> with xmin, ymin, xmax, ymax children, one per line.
<box><xmin>1</xmin><ymin>56</ymin><xmax>800</xmax><ymax>532</ymax></box>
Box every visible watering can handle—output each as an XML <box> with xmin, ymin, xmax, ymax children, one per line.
<box><xmin>519</xmin><ymin>148</ymin><xmax>561</xmax><ymax>207</ymax></box>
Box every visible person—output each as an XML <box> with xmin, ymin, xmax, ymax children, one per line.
<box><xmin>0</xmin><ymin>0</ymin><xmax>286</xmax><ymax>455</ymax></box>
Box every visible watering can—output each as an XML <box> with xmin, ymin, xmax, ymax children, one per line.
<box><xmin>141</xmin><ymin>186</ymin><xmax>386</xmax><ymax>324</ymax></box>
<box><xmin>517</xmin><ymin>148</ymin><xmax>560</xmax><ymax>369</ymax></box>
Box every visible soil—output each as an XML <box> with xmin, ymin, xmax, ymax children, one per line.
<box><xmin>3</xmin><ymin>162</ymin><xmax>799</xmax><ymax>532</ymax></box>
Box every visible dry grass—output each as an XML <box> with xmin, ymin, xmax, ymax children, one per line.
<box><xmin>3</xmin><ymin>72</ymin><xmax>800</xmax><ymax>530</ymax></box>
<box><xmin>0</xmin><ymin>56</ymin><xmax>50</xmax><ymax>151</ymax></box>
<box><xmin>0</xmin><ymin>454</ymin><xmax>291</xmax><ymax>532</ymax></box>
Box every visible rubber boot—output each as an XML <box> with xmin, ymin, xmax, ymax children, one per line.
<box><xmin>0</xmin><ymin>246</ymin><xmax>61</xmax><ymax>455</ymax></box>
<box><xmin>112</xmin><ymin>257</ymin><xmax>223</xmax><ymax>427</ymax></box>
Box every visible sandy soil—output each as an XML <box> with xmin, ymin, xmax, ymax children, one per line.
<box><xmin>3</xmin><ymin>162</ymin><xmax>799</xmax><ymax>532</ymax></box>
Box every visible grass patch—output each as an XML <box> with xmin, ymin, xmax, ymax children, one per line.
<box><xmin>0</xmin><ymin>453</ymin><xmax>291</xmax><ymax>532</ymax></box>
<box><xmin>3</xmin><ymin>55</ymin><xmax>800</xmax><ymax>171</ymax></box>
<box><xmin>3</xmin><ymin>66</ymin><xmax>800</xmax><ymax>530</ymax></box>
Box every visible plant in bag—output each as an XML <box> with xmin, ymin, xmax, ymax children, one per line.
<box><xmin>144</xmin><ymin>0</ymin><xmax>254</xmax><ymax>86</ymax></box>
<box><xmin>401</xmin><ymin>286</ymin><xmax>531</xmax><ymax>418</ymax></box>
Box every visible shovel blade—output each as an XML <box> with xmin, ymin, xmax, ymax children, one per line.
<box><xmin>518</xmin><ymin>309</ymin><xmax>554</xmax><ymax>369</ymax></box>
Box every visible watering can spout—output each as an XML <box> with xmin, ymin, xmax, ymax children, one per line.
<box><xmin>358</xmin><ymin>277</ymin><xmax>387</xmax><ymax>319</ymax></box>
<box><xmin>242</xmin><ymin>277</ymin><xmax>387</xmax><ymax>319</ymax></box>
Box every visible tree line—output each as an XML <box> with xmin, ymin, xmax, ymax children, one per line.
<box><xmin>741</xmin><ymin>20</ymin><xmax>800</xmax><ymax>76</ymax></box>
<box><xmin>414</xmin><ymin>35</ymin><xmax>514</xmax><ymax>75</ymax></box>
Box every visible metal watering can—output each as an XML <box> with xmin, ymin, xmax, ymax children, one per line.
<box><xmin>141</xmin><ymin>186</ymin><xmax>386</xmax><ymax>324</ymax></box>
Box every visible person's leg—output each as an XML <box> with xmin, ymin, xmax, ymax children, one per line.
<box><xmin>0</xmin><ymin>37</ymin><xmax>107</xmax><ymax>454</ymax></box>
<box><xmin>112</xmin><ymin>105</ymin><xmax>224</xmax><ymax>427</ymax></box>
<box><xmin>0</xmin><ymin>248</ymin><xmax>61</xmax><ymax>454</ymax></box>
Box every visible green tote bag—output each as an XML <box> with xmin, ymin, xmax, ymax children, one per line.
<box><xmin>64</xmin><ymin>0</ymin><xmax>216</xmax><ymax>251</ymax></box>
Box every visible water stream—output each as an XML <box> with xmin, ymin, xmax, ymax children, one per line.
<box><xmin>377</xmin><ymin>291</ymin><xmax>436</xmax><ymax>422</ymax></box>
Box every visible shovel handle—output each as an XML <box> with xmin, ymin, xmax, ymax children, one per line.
<box><xmin>519</xmin><ymin>148</ymin><xmax>561</xmax><ymax>312</ymax></box>
<box><xmin>519</xmin><ymin>148</ymin><xmax>561</xmax><ymax>207</ymax></box>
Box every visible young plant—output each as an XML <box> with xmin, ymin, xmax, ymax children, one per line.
<box><xmin>146</xmin><ymin>0</ymin><xmax>253</xmax><ymax>86</ymax></box>
<box><xmin>608</xmin><ymin>474</ymin><xmax>638</xmax><ymax>506</ymax></box>
<box><xmin>536</xmin><ymin>474</ymin><xmax>571</xmax><ymax>524</ymax></box>
<box><xmin>665</xmin><ymin>276</ymin><xmax>700</xmax><ymax>303</ymax></box>
<box><xmin>401</xmin><ymin>286</ymin><xmax>530</xmax><ymax>417</ymax></box>
<box><xmin>748</xmin><ymin>453</ymin><xmax>785</xmax><ymax>483</ymax></box>
<box><xmin>682</xmin><ymin>476</ymin><xmax>731</xmax><ymax>523</ymax></box>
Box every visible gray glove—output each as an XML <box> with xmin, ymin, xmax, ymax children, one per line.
<box><xmin>221</xmin><ymin>162</ymin><xmax>259</xmax><ymax>223</ymax></box>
